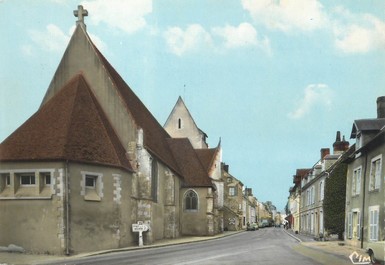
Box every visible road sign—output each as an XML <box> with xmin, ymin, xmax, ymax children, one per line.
<box><xmin>132</xmin><ymin>222</ymin><xmax>149</xmax><ymax>246</ymax></box>
<box><xmin>132</xmin><ymin>224</ymin><xmax>148</xmax><ymax>232</ymax></box>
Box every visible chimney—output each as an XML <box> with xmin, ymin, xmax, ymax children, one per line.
<box><xmin>377</xmin><ymin>96</ymin><xmax>385</xmax><ymax>118</ymax></box>
<box><xmin>321</xmin><ymin>148</ymin><xmax>330</xmax><ymax>161</ymax></box>
<box><xmin>335</xmin><ymin>131</ymin><xmax>341</xmax><ymax>142</ymax></box>
<box><xmin>333</xmin><ymin>131</ymin><xmax>350</xmax><ymax>154</ymax></box>
<box><xmin>223</xmin><ymin>163</ymin><xmax>229</xmax><ymax>173</ymax></box>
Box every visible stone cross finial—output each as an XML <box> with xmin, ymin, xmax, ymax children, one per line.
<box><xmin>73</xmin><ymin>5</ymin><xmax>88</xmax><ymax>28</ymax></box>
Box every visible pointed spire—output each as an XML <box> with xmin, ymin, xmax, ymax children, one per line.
<box><xmin>73</xmin><ymin>5</ymin><xmax>88</xmax><ymax>30</ymax></box>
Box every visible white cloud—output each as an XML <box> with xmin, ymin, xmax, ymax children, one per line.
<box><xmin>164</xmin><ymin>23</ymin><xmax>272</xmax><ymax>56</ymax></box>
<box><xmin>242</xmin><ymin>0</ymin><xmax>328</xmax><ymax>33</ymax></box>
<box><xmin>241</xmin><ymin>1</ymin><xmax>385</xmax><ymax>54</ymax></box>
<box><xmin>212</xmin><ymin>23</ymin><xmax>258</xmax><ymax>48</ymax></box>
<box><xmin>163</xmin><ymin>24</ymin><xmax>213</xmax><ymax>56</ymax></box>
<box><xmin>81</xmin><ymin>0</ymin><xmax>152</xmax><ymax>34</ymax></box>
<box><xmin>288</xmin><ymin>84</ymin><xmax>333</xmax><ymax>119</ymax></box>
<box><xmin>28</xmin><ymin>24</ymin><xmax>70</xmax><ymax>53</ymax></box>
<box><xmin>212</xmin><ymin>22</ymin><xmax>270</xmax><ymax>51</ymax></box>
<box><xmin>25</xmin><ymin>24</ymin><xmax>106</xmax><ymax>56</ymax></box>
<box><xmin>332</xmin><ymin>7</ymin><xmax>385</xmax><ymax>54</ymax></box>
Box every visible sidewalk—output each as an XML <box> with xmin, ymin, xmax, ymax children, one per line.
<box><xmin>0</xmin><ymin>231</ymin><xmax>241</xmax><ymax>265</ymax></box>
<box><xmin>284</xmin><ymin>229</ymin><xmax>317</xmax><ymax>242</ymax></box>
<box><xmin>284</xmin><ymin>229</ymin><xmax>369</xmax><ymax>262</ymax></box>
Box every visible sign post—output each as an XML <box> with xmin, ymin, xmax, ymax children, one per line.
<box><xmin>132</xmin><ymin>221</ymin><xmax>149</xmax><ymax>246</ymax></box>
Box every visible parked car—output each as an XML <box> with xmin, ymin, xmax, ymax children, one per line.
<box><xmin>366</xmin><ymin>241</ymin><xmax>385</xmax><ymax>264</ymax></box>
<box><xmin>246</xmin><ymin>223</ymin><xmax>259</xmax><ymax>231</ymax></box>
<box><xmin>260</xmin><ymin>221</ymin><xmax>269</xmax><ymax>228</ymax></box>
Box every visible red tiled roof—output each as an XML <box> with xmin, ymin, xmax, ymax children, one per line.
<box><xmin>0</xmin><ymin>74</ymin><xmax>133</xmax><ymax>171</ymax></box>
<box><xmin>195</xmin><ymin>148</ymin><xmax>219</xmax><ymax>174</ymax></box>
<box><xmin>167</xmin><ymin>138</ymin><xmax>213</xmax><ymax>188</ymax></box>
<box><xmin>92</xmin><ymin>44</ymin><xmax>181</xmax><ymax>176</ymax></box>
<box><xmin>296</xmin><ymin>169</ymin><xmax>311</xmax><ymax>178</ymax></box>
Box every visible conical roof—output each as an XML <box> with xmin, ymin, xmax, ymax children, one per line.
<box><xmin>0</xmin><ymin>74</ymin><xmax>132</xmax><ymax>171</ymax></box>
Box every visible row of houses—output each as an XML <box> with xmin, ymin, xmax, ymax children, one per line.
<box><xmin>0</xmin><ymin>6</ymin><xmax>273</xmax><ymax>255</ymax></box>
<box><xmin>287</xmin><ymin>96</ymin><xmax>385</xmax><ymax>249</ymax></box>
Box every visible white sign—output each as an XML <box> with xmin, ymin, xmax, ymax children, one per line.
<box><xmin>132</xmin><ymin>222</ymin><xmax>149</xmax><ymax>247</ymax></box>
<box><xmin>132</xmin><ymin>224</ymin><xmax>149</xmax><ymax>232</ymax></box>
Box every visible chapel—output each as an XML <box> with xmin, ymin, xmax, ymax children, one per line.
<box><xmin>0</xmin><ymin>5</ymin><xmax>222</xmax><ymax>255</ymax></box>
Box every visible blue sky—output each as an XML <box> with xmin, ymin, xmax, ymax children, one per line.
<box><xmin>1</xmin><ymin>0</ymin><xmax>385</xmax><ymax>211</ymax></box>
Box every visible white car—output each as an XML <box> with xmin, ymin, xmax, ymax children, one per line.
<box><xmin>366</xmin><ymin>241</ymin><xmax>385</xmax><ymax>264</ymax></box>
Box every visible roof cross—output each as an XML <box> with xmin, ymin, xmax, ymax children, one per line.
<box><xmin>73</xmin><ymin>5</ymin><xmax>88</xmax><ymax>29</ymax></box>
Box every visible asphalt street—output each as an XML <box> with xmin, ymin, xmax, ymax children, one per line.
<box><xmin>38</xmin><ymin>228</ymin><xmax>352</xmax><ymax>265</ymax></box>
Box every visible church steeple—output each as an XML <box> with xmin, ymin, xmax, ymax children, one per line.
<box><xmin>73</xmin><ymin>5</ymin><xmax>88</xmax><ymax>30</ymax></box>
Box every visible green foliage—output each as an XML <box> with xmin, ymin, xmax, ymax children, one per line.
<box><xmin>324</xmin><ymin>163</ymin><xmax>347</xmax><ymax>240</ymax></box>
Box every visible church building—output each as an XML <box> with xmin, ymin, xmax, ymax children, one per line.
<box><xmin>164</xmin><ymin>96</ymin><xmax>224</xmax><ymax>235</ymax></box>
<box><xmin>0</xmin><ymin>6</ymin><xmax>222</xmax><ymax>255</ymax></box>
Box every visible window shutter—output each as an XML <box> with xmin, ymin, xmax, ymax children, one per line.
<box><xmin>347</xmin><ymin>212</ymin><xmax>353</xmax><ymax>239</ymax></box>
<box><xmin>375</xmin><ymin>159</ymin><xmax>381</xmax><ymax>189</ymax></box>
<box><xmin>374</xmin><ymin>210</ymin><xmax>379</xmax><ymax>241</ymax></box>
<box><xmin>357</xmin><ymin>212</ymin><xmax>361</xmax><ymax>239</ymax></box>
<box><xmin>352</xmin><ymin>172</ymin><xmax>356</xmax><ymax>195</ymax></box>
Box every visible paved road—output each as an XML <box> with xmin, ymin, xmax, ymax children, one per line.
<box><xmin>39</xmin><ymin>228</ymin><xmax>350</xmax><ymax>265</ymax></box>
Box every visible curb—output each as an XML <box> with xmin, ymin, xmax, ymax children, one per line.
<box><xmin>71</xmin><ymin>230</ymin><xmax>245</xmax><ymax>258</ymax></box>
<box><xmin>283</xmin><ymin>229</ymin><xmax>303</xmax><ymax>243</ymax></box>
<box><xmin>0</xmin><ymin>231</ymin><xmax>246</xmax><ymax>264</ymax></box>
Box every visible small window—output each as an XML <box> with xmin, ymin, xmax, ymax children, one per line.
<box><xmin>319</xmin><ymin>181</ymin><xmax>324</xmax><ymax>201</ymax></box>
<box><xmin>178</xmin><ymin>118</ymin><xmax>182</xmax><ymax>129</ymax></box>
<box><xmin>45</xmin><ymin>175</ymin><xmax>51</xmax><ymax>185</ymax></box>
<box><xmin>40</xmin><ymin>172</ymin><xmax>51</xmax><ymax>186</ymax></box>
<box><xmin>352</xmin><ymin>167</ymin><xmax>362</xmax><ymax>196</ymax></box>
<box><xmin>369</xmin><ymin>155</ymin><xmax>382</xmax><ymax>191</ymax></box>
<box><xmin>85</xmin><ymin>175</ymin><xmax>96</xmax><ymax>188</ymax></box>
<box><xmin>227</xmin><ymin>177</ymin><xmax>232</xmax><ymax>183</ymax></box>
<box><xmin>185</xmin><ymin>190</ymin><xmax>198</xmax><ymax>210</ymax></box>
<box><xmin>20</xmin><ymin>174</ymin><xmax>35</xmax><ymax>186</ymax></box>
<box><xmin>81</xmin><ymin>172</ymin><xmax>103</xmax><ymax>202</ymax></box>
<box><xmin>0</xmin><ymin>173</ymin><xmax>11</xmax><ymax>192</ymax></box>
<box><xmin>229</xmin><ymin>187</ymin><xmax>236</xmax><ymax>196</ymax></box>
<box><xmin>5</xmin><ymin>174</ymin><xmax>10</xmax><ymax>186</ymax></box>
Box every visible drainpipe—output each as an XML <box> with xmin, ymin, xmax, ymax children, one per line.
<box><xmin>65</xmin><ymin>160</ymin><xmax>70</xmax><ymax>255</ymax></box>
<box><xmin>360</xmin><ymin>153</ymin><xmax>368</xmax><ymax>249</ymax></box>
<box><xmin>298</xmin><ymin>188</ymin><xmax>301</xmax><ymax>234</ymax></box>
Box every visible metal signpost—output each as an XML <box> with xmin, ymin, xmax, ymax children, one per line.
<box><xmin>132</xmin><ymin>221</ymin><xmax>149</xmax><ymax>246</ymax></box>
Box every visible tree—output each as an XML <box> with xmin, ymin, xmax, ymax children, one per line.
<box><xmin>264</xmin><ymin>201</ymin><xmax>276</xmax><ymax>212</ymax></box>
<box><xmin>323</xmin><ymin>163</ymin><xmax>347</xmax><ymax>240</ymax></box>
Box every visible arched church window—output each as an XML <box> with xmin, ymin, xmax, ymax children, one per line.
<box><xmin>151</xmin><ymin>158</ymin><xmax>158</xmax><ymax>202</ymax></box>
<box><xmin>185</xmin><ymin>190</ymin><xmax>198</xmax><ymax>210</ymax></box>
